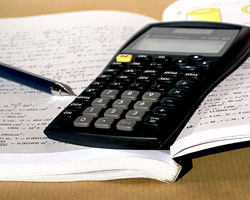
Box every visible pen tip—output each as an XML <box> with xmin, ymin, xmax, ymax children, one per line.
<box><xmin>51</xmin><ymin>83</ymin><xmax>76</xmax><ymax>96</ymax></box>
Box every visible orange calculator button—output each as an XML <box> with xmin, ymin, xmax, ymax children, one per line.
<box><xmin>116</xmin><ymin>54</ymin><xmax>133</xmax><ymax>63</ymax></box>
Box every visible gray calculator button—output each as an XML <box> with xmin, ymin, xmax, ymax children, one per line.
<box><xmin>134</xmin><ymin>100</ymin><xmax>153</xmax><ymax>111</ymax></box>
<box><xmin>116</xmin><ymin>119</ymin><xmax>136</xmax><ymax>131</ymax></box>
<box><xmin>125</xmin><ymin>109</ymin><xmax>145</xmax><ymax>121</ymax></box>
<box><xmin>101</xmin><ymin>89</ymin><xmax>119</xmax><ymax>99</ymax></box>
<box><xmin>92</xmin><ymin>98</ymin><xmax>110</xmax><ymax>108</ymax></box>
<box><xmin>94</xmin><ymin>117</ymin><xmax>114</xmax><ymax>129</ymax></box>
<box><xmin>82</xmin><ymin>107</ymin><xmax>102</xmax><ymax>117</ymax></box>
<box><xmin>73</xmin><ymin>116</ymin><xmax>93</xmax><ymax>127</ymax></box>
<box><xmin>121</xmin><ymin>90</ymin><xmax>140</xmax><ymax>100</ymax></box>
<box><xmin>112</xmin><ymin>99</ymin><xmax>131</xmax><ymax>109</ymax></box>
<box><xmin>104</xmin><ymin>108</ymin><xmax>123</xmax><ymax>119</ymax></box>
<box><xmin>142</xmin><ymin>92</ymin><xmax>161</xmax><ymax>102</ymax></box>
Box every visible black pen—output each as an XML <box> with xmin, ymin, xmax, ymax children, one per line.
<box><xmin>0</xmin><ymin>62</ymin><xmax>76</xmax><ymax>96</ymax></box>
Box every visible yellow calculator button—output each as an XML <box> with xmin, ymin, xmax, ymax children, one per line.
<box><xmin>116</xmin><ymin>54</ymin><xmax>133</xmax><ymax>63</ymax></box>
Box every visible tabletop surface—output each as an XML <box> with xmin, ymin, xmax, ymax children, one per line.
<box><xmin>0</xmin><ymin>0</ymin><xmax>250</xmax><ymax>199</ymax></box>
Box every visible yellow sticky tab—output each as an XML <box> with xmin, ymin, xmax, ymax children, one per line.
<box><xmin>116</xmin><ymin>54</ymin><xmax>133</xmax><ymax>63</ymax></box>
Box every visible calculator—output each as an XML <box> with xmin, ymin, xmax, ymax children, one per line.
<box><xmin>44</xmin><ymin>21</ymin><xmax>250</xmax><ymax>149</ymax></box>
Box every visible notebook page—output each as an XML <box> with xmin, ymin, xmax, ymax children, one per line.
<box><xmin>0</xmin><ymin>11</ymin><xmax>180</xmax><ymax>183</ymax></box>
<box><xmin>162</xmin><ymin>0</ymin><xmax>250</xmax><ymax>157</ymax></box>
<box><xmin>0</xmin><ymin>11</ymin><xmax>157</xmax><ymax>153</ymax></box>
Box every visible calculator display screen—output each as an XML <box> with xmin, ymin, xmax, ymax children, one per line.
<box><xmin>123</xmin><ymin>27</ymin><xmax>239</xmax><ymax>56</ymax></box>
<box><xmin>132</xmin><ymin>37</ymin><xmax>227</xmax><ymax>54</ymax></box>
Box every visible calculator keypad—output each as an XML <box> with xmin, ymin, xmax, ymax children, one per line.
<box><xmin>48</xmin><ymin>53</ymin><xmax>213</xmax><ymax>149</ymax></box>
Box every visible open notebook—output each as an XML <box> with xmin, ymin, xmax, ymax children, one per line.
<box><xmin>0</xmin><ymin>0</ymin><xmax>249</xmax><ymax>182</ymax></box>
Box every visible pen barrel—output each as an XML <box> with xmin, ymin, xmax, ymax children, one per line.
<box><xmin>0</xmin><ymin>63</ymin><xmax>53</xmax><ymax>94</ymax></box>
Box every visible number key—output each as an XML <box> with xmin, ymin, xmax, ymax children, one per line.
<box><xmin>125</xmin><ymin>109</ymin><xmax>145</xmax><ymax>121</ymax></box>
<box><xmin>104</xmin><ymin>108</ymin><xmax>123</xmax><ymax>119</ymax></box>
<box><xmin>134</xmin><ymin>100</ymin><xmax>153</xmax><ymax>111</ymax></box>
<box><xmin>92</xmin><ymin>98</ymin><xmax>110</xmax><ymax>108</ymax></box>
<box><xmin>113</xmin><ymin>99</ymin><xmax>131</xmax><ymax>109</ymax></box>
<box><xmin>82</xmin><ymin>107</ymin><xmax>102</xmax><ymax>117</ymax></box>
<box><xmin>101</xmin><ymin>89</ymin><xmax>119</xmax><ymax>99</ymax></box>
<box><xmin>142</xmin><ymin>92</ymin><xmax>161</xmax><ymax>102</ymax></box>
<box><xmin>121</xmin><ymin>90</ymin><xmax>140</xmax><ymax>100</ymax></box>
<box><xmin>73</xmin><ymin>116</ymin><xmax>94</xmax><ymax>127</ymax></box>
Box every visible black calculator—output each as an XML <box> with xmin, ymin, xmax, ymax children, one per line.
<box><xmin>44</xmin><ymin>21</ymin><xmax>250</xmax><ymax>149</ymax></box>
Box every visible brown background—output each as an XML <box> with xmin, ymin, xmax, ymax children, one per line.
<box><xmin>0</xmin><ymin>0</ymin><xmax>250</xmax><ymax>199</ymax></box>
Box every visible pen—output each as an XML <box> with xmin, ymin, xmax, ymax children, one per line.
<box><xmin>0</xmin><ymin>62</ymin><xmax>76</xmax><ymax>96</ymax></box>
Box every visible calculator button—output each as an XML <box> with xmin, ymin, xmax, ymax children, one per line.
<box><xmin>92</xmin><ymin>98</ymin><xmax>110</xmax><ymax>108</ymax></box>
<box><xmin>116</xmin><ymin>75</ymin><xmax>133</xmax><ymax>83</ymax></box>
<box><xmin>109</xmin><ymin>82</ymin><xmax>128</xmax><ymax>89</ymax></box>
<box><xmin>113</xmin><ymin>99</ymin><xmax>131</xmax><ymax>109</ymax></box>
<box><xmin>144</xmin><ymin>116</ymin><xmax>163</xmax><ymax>129</ymax></box>
<box><xmin>160</xmin><ymin>97</ymin><xmax>181</xmax><ymax>109</ymax></box>
<box><xmin>178</xmin><ymin>65</ymin><xmax>197</xmax><ymax>72</ymax></box>
<box><xmin>157</xmin><ymin>77</ymin><xmax>175</xmax><ymax>85</ymax></box>
<box><xmin>142</xmin><ymin>69</ymin><xmax>159</xmax><ymax>76</ymax></box>
<box><xmin>125</xmin><ymin>109</ymin><xmax>145</xmax><ymax>121</ymax></box>
<box><xmin>163</xmin><ymin>71</ymin><xmax>179</xmax><ymax>78</ymax></box>
<box><xmin>174</xmin><ymin>59</ymin><xmax>188</xmax><ymax>67</ymax></box>
<box><xmin>128</xmin><ymin>62</ymin><xmax>146</xmax><ymax>69</ymax></box>
<box><xmin>90</xmin><ymin>81</ymin><xmax>107</xmax><ymax>88</ymax></box>
<box><xmin>135</xmin><ymin>54</ymin><xmax>153</xmax><ymax>63</ymax></box>
<box><xmin>116</xmin><ymin>119</ymin><xmax>137</xmax><ymax>131</ymax></box>
<box><xmin>103</xmin><ymin>68</ymin><xmax>121</xmax><ymax>75</ymax></box>
<box><xmin>104</xmin><ymin>108</ymin><xmax>123</xmax><ymax>119</ymax></box>
<box><xmin>121</xmin><ymin>90</ymin><xmax>140</xmax><ymax>100</ymax></box>
<box><xmin>109</xmin><ymin>62</ymin><xmax>126</xmax><ymax>69</ymax></box>
<box><xmin>116</xmin><ymin>54</ymin><xmax>133</xmax><ymax>63</ymax></box>
<box><xmin>142</xmin><ymin>92</ymin><xmax>161</xmax><ymax>102</ymax></box>
<box><xmin>129</xmin><ymin>83</ymin><xmax>149</xmax><ymax>91</ymax></box>
<box><xmin>183</xmin><ymin>72</ymin><xmax>201</xmax><ymax>80</ymax></box>
<box><xmin>176</xmin><ymin>80</ymin><xmax>195</xmax><ymax>89</ymax></box>
<box><xmin>101</xmin><ymin>89</ymin><xmax>119</xmax><ymax>99</ymax></box>
<box><xmin>134</xmin><ymin>100</ymin><xmax>153</xmax><ymax>111</ymax></box>
<box><xmin>60</xmin><ymin>110</ymin><xmax>79</xmax><ymax>120</ymax></box>
<box><xmin>68</xmin><ymin>102</ymin><xmax>86</xmax><ymax>110</ymax></box>
<box><xmin>196</xmin><ymin>60</ymin><xmax>213</xmax><ymax>71</ymax></box>
<box><xmin>136</xmin><ymin>76</ymin><xmax>154</xmax><ymax>83</ymax></box>
<box><xmin>95</xmin><ymin>117</ymin><xmax>114</xmax><ymax>129</ymax></box>
<box><xmin>75</xmin><ymin>95</ymin><xmax>93</xmax><ymax>103</ymax></box>
<box><xmin>82</xmin><ymin>107</ymin><xmax>102</xmax><ymax>117</ymax></box>
<box><xmin>150</xmin><ymin>84</ymin><xmax>171</xmax><ymax>93</ymax></box>
<box><xmin>188</xmin><ymin>55</ymin><xmax>205</xmax><ymax>64</ymax></box>
<box><xmin>73</xmin><ymin>116</ymin><xmax>94</xmax><ymax>127</ymax></box>
<box><xmin>168</xmin><ymin>88</ymin><xmax>189</xmax><ymax>98</ymax></box>
<box><xmin>96</xmin><ymin>74</ymin><xmax>113</xmax><ymax>82</ymax></box>
<box><xmin>83</xmin><ymin>88</ymin><xmax>101</xmax><ymax>95</ymax></box>
<box><xmin>152</xmin><ymin>106</ymin><xmax>169</xmax><ymax>118</ymax></box>
<box><xmin>148</xmin><ymin>62</ymin><xmax>166</xmax><ymax>70</ymax></box>
<box><xmin>154</xmin><ymin>55</ymin><xmax>172</xmax><ymax>64</ymax></box>
<box><xmin>123</xmin><ymin>69</ymin><xmax>140</xmax><ymax>76</ymax></box>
